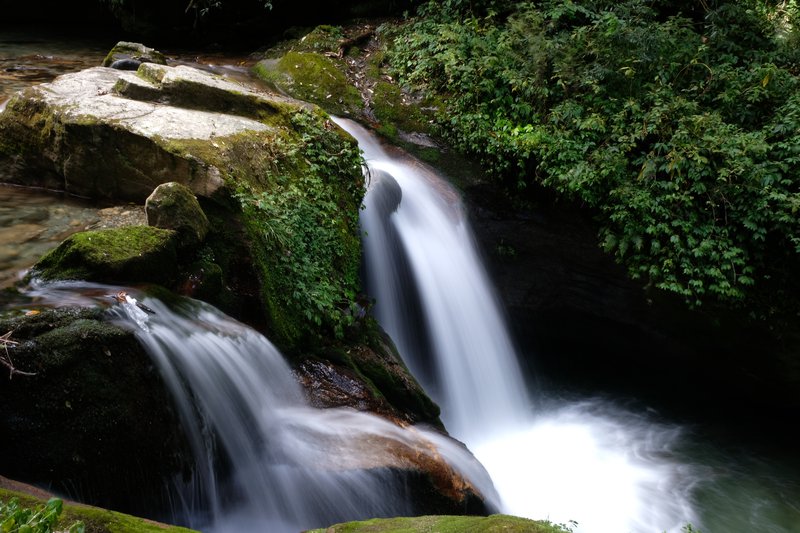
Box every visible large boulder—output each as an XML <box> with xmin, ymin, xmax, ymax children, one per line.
<box><xmin>0</xmin><ymin>62</ymin><xmax>301</xmax><ymax>202</ymax></box>
<box><xmin>0</xmin><ymin>307</ymin><xmax>188</xmax><ymax>516</ymax></box>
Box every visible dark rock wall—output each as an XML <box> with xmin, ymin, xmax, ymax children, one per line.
<box><xmin>467</xmin><ymin>189</ymin><xmax>800</xmax><ymax>425</ymax></box>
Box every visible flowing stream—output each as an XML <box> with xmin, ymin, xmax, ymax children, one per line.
<box><xmin>338</xmin><ymin>117</ymin><xmax>800</xmax><ymax>533</ymax></box>
<box><xmin>23</xmin><ymin>281</ymin><xmax>497</xmax><ymax>532</ymax></box>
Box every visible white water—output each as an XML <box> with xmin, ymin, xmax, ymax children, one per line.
<box><xmin>339</xmin><ymin>117</ymin><xmax>702</xmax><ymax>532</ymax></box>
<box><xmin>93</xmin><ymin>289</ymin><xmax>499</xmax><ymax>532</ymax></box>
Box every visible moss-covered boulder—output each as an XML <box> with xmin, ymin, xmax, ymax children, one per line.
<box><xmin>0</xmin><ymin>307</ymin><xmax>188</xmax><ymax>516</ymax></box>
<box><xmin>101</xmin><ymin>41</ymin><xmax>166</xmax><ymax>69</ymax></box>
<box><xmin>145</xmin><ymin>182</ymin><xmax>210</xmax><ymax>249</ymax></box>
<box><xmin>253</xmin><ymin>25</ymin><xmax>363</xmax><ymax>118</ymax></box>
<box><xmin>311</xmin><ymin>514</ymin><xmax>573</xmax><ymax>533</ymax></box>
<box><xmin>31</xmin><ymin>226</ymin><xmax>178</xmax><ymax>285</ymax></box>
<box><xmin>253</xmin><ymin>24</ymin><xmax>440</xmax><ymax>150</ymax></box>
<box><xmin>254</xmin><ymin>51</ymin><xmax>363</xmax><ymax>117</ymax></box>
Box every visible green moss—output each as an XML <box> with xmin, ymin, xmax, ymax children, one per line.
<box><xmin>309</xmin><ymin>514</ymin><xmax>575</xmax><ymax>533</ymax></box>
<box><xmin>296</xmin><ymin>25</ymin><xmax>345</xmax><ymax>54</ymax></box>
<box><xmin>229</xmin><ymin>109</ymin><xmax>364</xmax><ymax>350</ymax></box>
<box><xmin>371</xmin><ymin>80</ymin><xmax>431</xmax><ymax>138</ymax></box>
<box><xmin>253</xmin><ymin>52</ymin><xmax>362</xmax><ymax>116</ymax></box>
<box><xmin>31</xmin><ymin>226</ymin><xmax>178</xmax><ymax>285</ymax></box>
<box><xmin>0</xmin><ymin>488</ymin><xmax>197</xmax><ymax>533</ymax></box>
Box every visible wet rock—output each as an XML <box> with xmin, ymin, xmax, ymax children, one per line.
<box><xmin>145</xmin><ymin>182</ymin><xmax>210</xmax><ymax>249</ymax></box>
<box><xmin>295</xmin><ymin>328</ymin><xmax>441</xmax><ymax>427</ymax></box>
<box><xmin>0</xmin><ymin>307</ymin><xmax>188</xmax><ymax>515</ymax></box>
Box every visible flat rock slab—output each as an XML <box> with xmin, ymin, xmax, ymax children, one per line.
<box><xmin>0</xmin><ymin>62</ymin><xmax>304</xmax><ymax>202</ymax></box>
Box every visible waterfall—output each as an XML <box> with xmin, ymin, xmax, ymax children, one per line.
<box><xmin>339</xmin><ymin>117</ymin><xmax>700</xmax><ymax>533</ymax></box>
<box><xmin>351</xmin><ymin>127</ymin><xmax>529</xmax><ymax>439</ymax></box>
<box><xmin>97</xmin><ymin>290</ymin><xmax>499</xmax><ymax>532</ymax></box>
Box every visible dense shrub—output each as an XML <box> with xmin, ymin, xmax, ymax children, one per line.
<box><xmin>390</xmin><ymin>0</ymin><xmax>800</xmax><ymax>314</ymax></box>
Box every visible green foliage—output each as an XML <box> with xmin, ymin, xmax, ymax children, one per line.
<box><xmin>390</xmin><ymin>0</ymin><xmax>800</xmax><ymax>314</ymax></box>
<box><xmin>236</xmin><ymin>109</ymin><xmax>365</xmax><ymax>345</ymax></box>
<box><xmin>0</xmin><ymin>497</ymin><xmax>84</xmax><ymax>533</ymax></box>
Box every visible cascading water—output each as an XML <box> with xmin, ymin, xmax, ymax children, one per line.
<box><xmin>26</xmin><ymin>282</ymin><xmax>498</xmax><ymax>532</ymax></box>
<box><xmin>355</xmin><ymin>146</ymin><xmax>529</xmax><ymax>437</ymax></box>
<box><xmin>338</xmin><ymin>117</ymin><xmax>701</xmax><ymax>532</ymax></box>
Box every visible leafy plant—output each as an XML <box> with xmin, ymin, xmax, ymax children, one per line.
<box><xmin>235</xmin><ymin>109</ymin><xmax>365</xmax><ymax>344</ymax></box>
<box><xmin>0</xmin><ymin>497</ymin><xmax>84</xmax><ymax>533</ymax></box>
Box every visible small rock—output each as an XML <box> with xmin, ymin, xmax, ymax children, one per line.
<box><xmin>145</xmin><ymin>182</ymin><xmax>210</xmax><ymax>250</ymax></box>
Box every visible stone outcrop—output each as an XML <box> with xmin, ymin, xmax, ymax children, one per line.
<box><xmin>0</xmin><ymin>62</ymin><xmax>300</xmax><ymax>202</ymax></box>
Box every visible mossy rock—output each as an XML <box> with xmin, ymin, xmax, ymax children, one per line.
<box><xmin>253</xmin><ymin>51</ymin><xmax>362</xmax><ymax>116</ymax></box>
<box><xmin>0</xmin><ymin>307</ymin><xmax>188</xmax><ymax>515</ymax></box>
<box><xmin>31</xmin><ymin>226</ymin><xmax>178</xmax><ymax>286</ymax></box>
<box><xmin>0</xmin><ymin>484</ymin><xmax>197</xmax><ymax>533</ymax></box>
<box><xmin>145</xmin><ymin>181</ymin><xmax>210</xmax><ymax>249</ymax></box>
<box><xmin>310</xmin><ymin>514</ymin><xmax>573</xmax><ymax>532</ymax></box>
<box><xmin>101</xmin><ymin>41</ymin><xmax>166</xmax><ymax>68</ymax></box>
<box><xmin>371</xmin><ymin>80</ymin><xmax>434</xmax><ymax>140</ymax></box>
